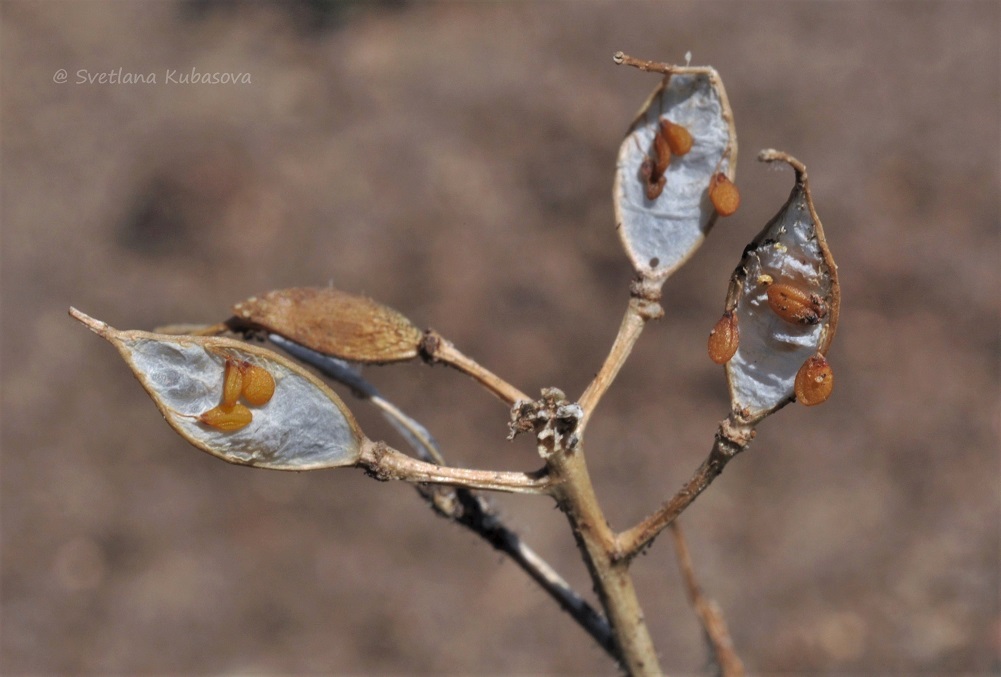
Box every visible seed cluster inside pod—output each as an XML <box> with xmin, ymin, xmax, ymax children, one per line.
<box><xmin>719</xmin><ymin>152</ymin><xmax>839</xmax><ymax>419</ymax></box>
<box><xmin>199</xmin><ymin>357</ymin><xmax>277</xmax><ymax>432</ymax></box>
<box><xmin>614</xmin><ymin>60</ymin><xmax>738</xmax><ymax>282</ymax></box>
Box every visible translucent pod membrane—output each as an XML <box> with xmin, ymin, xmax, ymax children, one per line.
<box><xmin>229</xmin><ymin>287</ymin><xmax>423</xmax><ymax>364</ymax></box>
<box><xmin>70</xmin><ymin>308</ymin><xmax>364</xmax><ymax>470</ymax></box>
<box><xmin>722</xmin><ymin>151</ymin><xmax>839</xmax><ymax>420</ymax></box>
<box><xmin>613</xmin><ymin>57</ymin><xmax>737</xmax><ymax>282</ymax></box>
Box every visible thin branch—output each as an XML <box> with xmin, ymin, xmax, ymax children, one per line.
<box><xmin>271</xmin><ymin>335</ymin><xmax>614</xmax><ymax>657</ymax></box>
<box><xmin>578</xmin><ymin>293</ymin><xmax>662</xmax><ymax>428</ymax></box>
<box><xmin>420</xmin><ymin>330</ymin><xmax>531</xmax><ymax>405</ymax></box>
<box><xmin>423</xmin><ymin>484</ymin><xmax>615</xmax><ymax>655</ymax></box>
<box><xmin>616</xmin><ymin>415</ymin><xmax>754</xmax><ymax>561</ymax></box>
<box><xmin>358</xmin><ymin>441</ymin><xmax>555</xmax><ymax>494</ymax></box>
<box><xmin>669</xmin><ymin>522</ymin><xmax>745</xmax><ymax>677</ymax></box>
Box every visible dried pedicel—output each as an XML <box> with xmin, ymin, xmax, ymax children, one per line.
<box><xmin>228</xmin><ymin>287</ymin><xmax>423</xmax><ymax>364</ymax></box>
<box><xmin>707</xmin><ymin>312</ymin><xmax>739</xmax><ymax>365</ymax></box>
<box><xmin>719</xmin><ymin>150</ymin><xmax>840</xmax><ymax>420</ymax></box>
<box><xmin>70</xmin><ymin>308</ymin><xmax>364</xmax><ymax>470</ymax></box>
<box><xmin>794</xmin><ymin>353</ymin><xmax>834</xmax><ymax>406</ymax></box>
<box><xmin>613</xmin><ymin>52</ymin><xmax>738</xmax><ymax>282</ymax></box>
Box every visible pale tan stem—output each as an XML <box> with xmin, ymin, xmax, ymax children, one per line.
<box><xmin>579</xmin><ymin>296</ymin><xmax>661</xmax><ymax>428</ymax></box>
<box><xmin>616</xmin><ymin>415</ymin><xmax>754</xmax><ymax>561</ymax></box>
<box><xmin>358</xmin><ymin>440</ymin><xmax>553</xmax><ymax>495</ymax></box>
<box><xmin>423</xmin><ymin>331</ymin><xmax>531</xmax><ymax>405</ymax></box>
<box><xmin>548</xmin><ymin>443</ymin><xmax>663</xmax><ymax>675</ymax></box>
<box><xmin>669</xmin><ymin>522</ymin><xmax>745</xmax><ymax>677</ymax></box>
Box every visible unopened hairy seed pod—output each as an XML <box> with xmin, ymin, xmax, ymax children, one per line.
<box><xmin>231</xmin><ymin>288</ymin><xmax>423</xmax><ymax>364</ymax></box>
<box><xmin>794</xmin><ymin>353</ymin><xmax>834</xmax><ymax>406</ymax></box>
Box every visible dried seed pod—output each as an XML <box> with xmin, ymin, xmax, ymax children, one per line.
<box><xmin>199</xmin><ymin>403</ymin><xmax>253</xmax><ymax>431</ymax></box>
<box><xmin>71</xmin><ymin>308</ymin><xmax>364</xmax><ymax>470</ymax></box>
<box><xmin>230</xmin><ymin>287</ymin><xmax>423</xmax><ymax>364</ymax></box>
<box><xmin>707</xmin><ymin>312</ymin><xmax>739</xmax><ymax>364</ymax></box>
<box><xmin>240</xmin><ymin>363</ymin><xmax>276</xmax><ymax>407</ymax></box>
<box><xmin>765</xmin><ymin>282</ymin><xmax>827</xmax><ymax>325</ymax></box>
<box><xmin>720</xmin><ymin>151</ymin><xmax>840</xmax><ymax>421</ymax></box>
<box><xmin>794</xmin><ymin>353</ymin><xmax>834</xmax><ymax>406</ymax></box>
<box><xmin>614</xmin><ymin>54</ymin><xmax>738</xmax><ymax>282</ymax></box>
<box><xmin>660</xmin><ymin>118</ymin><xmax>693</xmax><ymax>156</ymax></box>
<box><xmin>221</xmin><ymin>358</ymin><xmax>244</xmax><ymax>407</ymax></box>
<box><xmin>709</xmin><ymin>172</ymin><xmax>740</xmax><ymax>216</ymax></box>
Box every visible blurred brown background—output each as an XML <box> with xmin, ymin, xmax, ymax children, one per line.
<box><xmin>2</xmin><ymin>1</ymin><xmax>998</xmax><ymax>674</ymax></box>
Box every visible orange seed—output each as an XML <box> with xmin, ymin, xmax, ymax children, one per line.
<box><xmin>709</xmin><ymin>172</ymin><xmax>740</xmax><ymax>216</ymax></box>
<box><xmin>199</xmin><ymin>403</ymin><xmax>253</xmax><ymax>431</ymax></box>
<box><xmin>221</xmin><ymin>359</ymin><xmax>244</xmax><ymax>407</ymax></box>
<box><xmin>707</xmin><ymin>312</ymin><xmax>739</xmax><ymax>364</ymax></box>
<box><xmin>240</xmin><ymin>363</ymin><xmax>276</xmax><ymax>407</ymax></box>
<box><xmin>660</xmin><ymin>118</ymin><xmax>693</xmax><ymax>156</ymax></box>
<box><xmin>766</xmin><ymin>283</ymin><xmax>827</xmax><ymax>325</ymax></box>
<box><xmin>794</xmin><ymin>353</ymin><xmax>834</xmax><ymax>406</ymax></box>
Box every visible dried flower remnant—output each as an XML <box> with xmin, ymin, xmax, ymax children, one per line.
<box><xmin>707</xmin><ymin>312</ymin><xmax>739</xmax><ymax>365</ymax></box>
<box><xmin>229</xmin><ymin>287</ymin><xmax>423</xmax><ymax>364</ymax></box>
<box><xmin>794</xmin><ymin>353</ymin><xmax>834</xmax><ymax>406</ymax></box>
<box><xmin>709</xmin><ymin>172</ymin><xmax>740</xmax><ymax>217</ymax></box>
<box><xmin>719</xmin><ymin>150</ymin><xmax>840</xmax><ymax>420</ymax></box>
<box><xmin>613</xmin><ymin>53</ymin><xmax>738</xmax><ymax>282</ymax></box>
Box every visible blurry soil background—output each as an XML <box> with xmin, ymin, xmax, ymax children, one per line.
<box><xmin>2</xmin><ymin>1</ymin><xmax>999</xmax><ymax>674</ymax></box>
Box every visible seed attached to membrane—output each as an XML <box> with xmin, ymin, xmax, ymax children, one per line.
<box><xmin>794</xmin><ymin>353</ymin><xmax>834</xmax><ymax>406</ymax></box>
<box><xmin>198</xmin><ymin>357</ymin><xmax>277</xmax><ymax>431</ymax></box>
<box><xmin>641</xmin><ymin>157</ymin><xmax>667</xmax><ymax>200</ymax></box>
<box><xmin>239</xmin><ymin>362</ymin><xmax>276</xmax><ymax>406</ymax></box>
<box><xmin>199</xmin><ymin>403</ymin><xmax>254</xmax><ymax>431</ymax></box>
<box><xmin>709</xmin><ymin>172</ymin><xmax>740</xmax><ymax>216</ymax></box>
<box><xmin>765</xmin><ymin>282</ymin><xmax>827</xmax><ymax>325</ymax></box>
<box><xmin>707</xmin><ymin>312</ymin><xmax>739</xmax><ymax>364</ymax></box>
<box><xmin>660</xmin><ymin>118</ymin><xmax>693</xmax><ymax>156</ymax></box>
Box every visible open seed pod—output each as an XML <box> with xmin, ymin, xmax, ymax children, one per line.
<box><xmin>613</xmin><ymin>53</ymin><xmax>738</xmax><ymax>283</ymax></box>
<box><xmin>716</xmin><ymin>150</ymin><xmax>840</xmax><ymax>420</ymax></box>
<box><xmin>228</xmin><ymin>287</ymin><xmax>423</xmax><ymax>364</ymax></box>
<box><xmin>71</xmin><ymin>308</ymin><xmax>364</xmax><ymax>470</ymax></box>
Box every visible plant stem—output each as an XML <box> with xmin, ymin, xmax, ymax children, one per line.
<box><xmin>548</xmin><ymin>443</ymin><xmax>662</xmax><ymax>675</ymax></box>
<box><xmin>669</xmin><ymin>522</ymin><xmax>744</xmax><ymax>677</ymax></box>
<box><xmin>421</xmin><ymin>330</ymin><xmax>531</xmax><ymax>405</ymax></box>
<box><xmin>579</xmin><ymin>294</ymin><xmax>662</xmax><ymax>428</ymax></box>
<box><xmin>616</xmin><ymin>415</ymin><xmax>754</xmax><ymax>561</ymax></box>
<box><xmin>358</xmin><ymin>440</ymin><xmax>554</xmax><ymax>495</ymax></box>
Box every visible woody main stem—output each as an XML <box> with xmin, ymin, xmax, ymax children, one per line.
<box><xmin>547</xmin><ymin>444</ymin><xmax>662</xmax><ymax>676</ymax></box>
